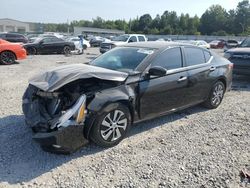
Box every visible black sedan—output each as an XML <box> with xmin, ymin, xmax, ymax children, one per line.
<box><xmin>22</xmin><ymin>42</ymin><xmax>233</xmax><ymax>153</ymax></box>
<box><xmin>23</xmin><ymin>37</ymin><xmax>75</xmax><ymax>55</ymax></box>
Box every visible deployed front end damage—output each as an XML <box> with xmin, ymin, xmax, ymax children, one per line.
<box><xmin>23</xmin><ymin>85</ymin><xmax>89</xmax><ymax>154</ymax></box>
<box><xmin>22</xmin><ymin>64</ymin><xmax>128</xmax><ymax>154</ymax></box>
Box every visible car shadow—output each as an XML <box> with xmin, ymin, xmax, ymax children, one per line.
<box><xmin>0</xmin><ymin>61</ymin><xmax>20</xmax><ymax>66</ymax></box>
<box><xmin>0</xmin><ymin>105</ymin><xmax>208</xmax><ymax>184</ymax></box>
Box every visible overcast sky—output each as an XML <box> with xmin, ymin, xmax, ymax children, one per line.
<box><xmin>0</xmin><ymin>0</ymin><xmax>242</xmax><ymax>23</ymax></box>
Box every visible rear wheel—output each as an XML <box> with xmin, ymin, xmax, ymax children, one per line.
<box><xmin>90</xmin><ymin>103</ymin><xmax>131</xmax><ymax>147</ymax></box>
<box><xmin>203</xmin><ymin>81</ymin><xmax>225</xmax><ymax>109</ymax></box>
<box><xmin>0</xmin><ymin>51</ymin><xmax>16</xmax><ymax>65</ymax></box>
<box><xmin>63</xmin><ymin>46</ymin><xmax>71</xmax><ymax>55</ymax></box>
<box><xmin>27</xmin><ymin>47</ymin><xmax>37</xmax><ymax>55</ymax></box>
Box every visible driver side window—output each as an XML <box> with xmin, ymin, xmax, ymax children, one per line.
<box><xmin>151</xmin><ymin>47</ymin><xmax>183</xmax><ymax>70</ymax></box>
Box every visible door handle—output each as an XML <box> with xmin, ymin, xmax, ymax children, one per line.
<box><xmin>210</xmin><ymin>66</ymin><xmax>216</xmax><ymax>71</ymax></box>
<box><xmin>178</xmin><ymin>76</ymin><xmax>187</xmax><ymax>82</ymax></box>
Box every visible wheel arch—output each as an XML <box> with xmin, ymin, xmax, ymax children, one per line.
<box><xmin>84</xmin><ymin>99</ymin><xmax>134</xmax><ymax>140</ymax></box>
<box><xmin>216</xmin><ymin>76</ymin><xmax>227</xmax><ymax>90</ymax></box>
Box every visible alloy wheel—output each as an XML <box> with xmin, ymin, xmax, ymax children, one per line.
<box><xmin>211</xmin><ymin>84</ymin><xmax>224</xmax><ymax>106</ymax></box>
<box><xmin>100</xmin><ymin>110</ymin><xmax>128</xmax><ymax>142</ymax></box>
<box><xmin>0</xmin><ymin>51</ymin><xmax>15</xmax><ymax>65</ymax></box>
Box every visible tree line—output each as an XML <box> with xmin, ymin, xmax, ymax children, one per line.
<box><xmin>43</xmin><ymin>0</ymin><xmax>250</xmax><ymax>36</ymax></box>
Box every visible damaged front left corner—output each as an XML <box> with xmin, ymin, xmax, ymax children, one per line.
<box><xmin>22</xmin><ymin>85</ymin><xmax>89</xmax><ymax>154</ymax></box>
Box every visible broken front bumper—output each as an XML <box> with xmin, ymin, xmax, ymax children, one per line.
<box><xmin>33</xmin><ymin>125</ymin><xmax>89</xmax><ymax>154</ymax></box>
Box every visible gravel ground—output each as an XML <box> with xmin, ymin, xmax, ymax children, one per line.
<box><xmin>0</xmin><ymin>48</ymin><xmax>249</xmax><ymax>188</ymax></box>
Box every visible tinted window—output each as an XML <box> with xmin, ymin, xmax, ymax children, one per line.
<box><xmin>129</xmin><ymin>36</ymin><xmax>137</xmax><ymax>42</ymax></box>
<box><xmin>152</xmin><ymin>48</ymin><xmax>182</xmax><ymax>70</ymax></box>
<box><xmin>42</xmin><ymin>38</ymin><xmax>52</xmax><ymax>43</ymax></box>
<box><xmin>204</xmin><ymin>51</ymin><xmax>211</xmax><ymax>62</ymax></box>
<box><xmin>6</xmin><ymin>34</ymin><xmax>17</xmax><ymax>38</ymax></box>
<box><xmin>138</xmin><ymin>36</ymin><xmax>145</xmax><ymax>42</ymax></box>
<box><xmin>185</xmin><ymin>47</ymin><xmax>205</xmax><ymax>66</ymax></box>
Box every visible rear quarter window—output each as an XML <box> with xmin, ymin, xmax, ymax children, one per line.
<box><xmin>185</xmin><ymin>47</ymin><xmax>206</xmax><ymax>66</ymax></box>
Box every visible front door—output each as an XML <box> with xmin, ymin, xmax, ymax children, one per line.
<box><xmin>138</xmin><ymin>47</ymin><xmax>188</xmax><ymax>119</ymax></box>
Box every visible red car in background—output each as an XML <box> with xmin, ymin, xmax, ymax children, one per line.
<box><xmin>0</xmin><ymin>39</ymin><xmax>27</xmax><ymax>65</ymax></box>
<box><xmin>209</xmin><ymin>40</ymin><xmax>225</xmax><ymax>49</ymax></box>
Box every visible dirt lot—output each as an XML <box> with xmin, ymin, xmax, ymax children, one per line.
<box><xmin>0</xmin><ymin>48</ymin><xmax>249</xmax><ymax>188</ymax></box>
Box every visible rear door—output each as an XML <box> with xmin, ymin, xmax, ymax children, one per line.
<box><xmin>183</xmin><ymin>47</ymin><xmax>216</xmax><ymax>105</ymax></box>
<box><xmin>139</xmin><ymin>47</ymin><xmax>189</xmax><ymax>119</ymax></box>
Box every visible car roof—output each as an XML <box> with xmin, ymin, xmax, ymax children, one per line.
<box><xmin>122</xmin><ymin>41</ymin><xmax>195</xmax><ymax>50</ymax></box>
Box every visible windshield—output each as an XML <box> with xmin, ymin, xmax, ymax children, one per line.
<box><xmin>239</xmin><ymin>38</ymin><xmax>250</xmax><ymax>47</ymax></box>
<box><xmin>112</xmin><ymin>35</ymin><xmax>129</xmax><ymax>42</ymax></box>
<box><xmin>90</xmin><ymin>47</ymin><xmax>153</xmax><ymax>72</ymax></box>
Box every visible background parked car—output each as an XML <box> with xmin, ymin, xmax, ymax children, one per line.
<box><xmin>0</xmin><ymin>33</ymin><xmax>28</xmax><ymax>44</ymax></box>
<box><xmin>224</xmin><ymin>37</ymin><xmax>250</xmax><ymax>75</ymax></box>
<box><xmin>224</xmin><ymin>40</ymin><xmax>239</xmax><ymax>51</ymax></box>
<box><xmin>194</xmin><ymin>40</ymin><xmax>210</xmax><ymax>49</ymax></box>
<box><xmin>66</xmin><ymin>37</ymin><xmax>90</xmax><ymax>49</ymax></box>
<box><xmin>0</xmin><ymin>39</ymin><xmax>27</xmax><ymax>65</ymax></box>
<box><xmin>90</xmin><ymin>36</ymin><xmax>110</xmax><ymax>47</ymax></box>
<box><xmin>23</xmin><ymin>37</ymin><xmax>75</xmax><ymax>55</ymax></box>
<box><xmin>209</xmin><ymin>40</ymin><xmax>225</xmax><ymax>49</ymax></box>
<box><xmin>100</xmin><ymin>34</ymin><xmax>147</xmax><ymax>53</ymax></box>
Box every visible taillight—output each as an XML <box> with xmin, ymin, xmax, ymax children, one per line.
<box><xmin>228</xmin><ymin>63</ymin><xmax>234</xmax><ymax>69</ymax></box>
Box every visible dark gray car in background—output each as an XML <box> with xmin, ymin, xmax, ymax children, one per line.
<box><xmin>224</xmin><ymin>37</ymin><xmax>250</xmax><ymax>75</ymax></box>
<box><xmin>22</xmin><ymin>42</ymin><xmax>233</xmax><ymax>154</ymax></box>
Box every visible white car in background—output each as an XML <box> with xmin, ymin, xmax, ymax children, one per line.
<box><xmin>66</xmin><ymin>37</ymin><xmax>90</xmax><ymax>48</ymax></box>
<box><xmin>191</xmin><ymin>40</ymin><xmax>210</xmax><ymax>49</ymax></box>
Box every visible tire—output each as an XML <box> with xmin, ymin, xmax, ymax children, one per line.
<box><xmin>90</xmin><ymin>103</ymin><xmax>131</xmax><ymax>147</ymax></box>
<box><xmin>203</xmin><ymin>81</ymin><xmax>225</xmax><ymax>109</ymax></box>
<box><xmin>63</xmin><ymin>46</ymin><xmax>71</xmax><ymax>55</ymax></box>
<box><xmin>27</xmin><ymin>47</ymin><xmax>37</xmax><ymax>55</ymax></box>
<box><xmin>0</xmin><ymin>51</ymin><xmax>16</xmax><ymax>65</ymax></box>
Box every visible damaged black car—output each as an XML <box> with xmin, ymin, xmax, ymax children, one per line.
<box><xmin>22</xmin><ymin>42</ymin><xmax>233</xmax><ymax>154</ymax></box>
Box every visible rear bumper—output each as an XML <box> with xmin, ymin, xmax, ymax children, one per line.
<box><xmin>33</xmin><ymin>125</ymin><xmax>89</xmax><ymax>154</ymax></box>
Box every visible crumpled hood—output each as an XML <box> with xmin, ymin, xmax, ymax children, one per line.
<box><xmin>29</xmin><ymin>64</ymin><xmax>128</xmax><ymax>92</ymax></box>
<box><xmin>227</xmin><ymin>47</ymin><xmax>250</xmax><ymax>54</ymax></box>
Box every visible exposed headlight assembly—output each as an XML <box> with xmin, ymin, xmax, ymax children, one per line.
<box><xmin>52</xmin><ymin>95</ymin><xmax>87</xmax><ymax>129</ymax></box>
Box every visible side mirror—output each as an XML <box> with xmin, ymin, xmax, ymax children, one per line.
<box><xmin>148</xmin><ymin>66</ymin><xmax>167</xmax><ymax>77</ymax></box>
<box><xmin>39</xmin><ymin>41</ymin><xmax>44</xmax><ymax>45</ymax></box>
<box><xmin>128</xmin><ymin>40</ymin><xmax>134</xmax><ymax>43</ymax></box>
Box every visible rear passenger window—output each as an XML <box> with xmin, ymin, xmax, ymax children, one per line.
<box><xmin>185</xmin><ymin>47</ymin><xmax>205</xmax><ymax>66</ymax></box>
<box><xmin>204</xmin><ymin>51</ymin><xmax>211</xmax><ymax>62</ymax></box>
<box><xmin>152</xmin><ymin>47</ymin><xmax>182</xmax><ymax>70</ymax></box>
<box><xmin>138</xmin><ymin>36</ymin><xmax>145</xmax><ymax>42</ymax></box>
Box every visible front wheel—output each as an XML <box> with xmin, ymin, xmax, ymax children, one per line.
<box><xmin>90</xmin><ymin>103</ymin><xmax>131</xmax><ymax>147</ymax></box>
<box><xmin>0</xmin><ymin>51</ymin><xmax>16</xmax><ymax>65</ymax></box>
<box><xmin>203</xmin><ymin>81</ymin><xmax>225</xmax><ymax>109</ymax></box>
